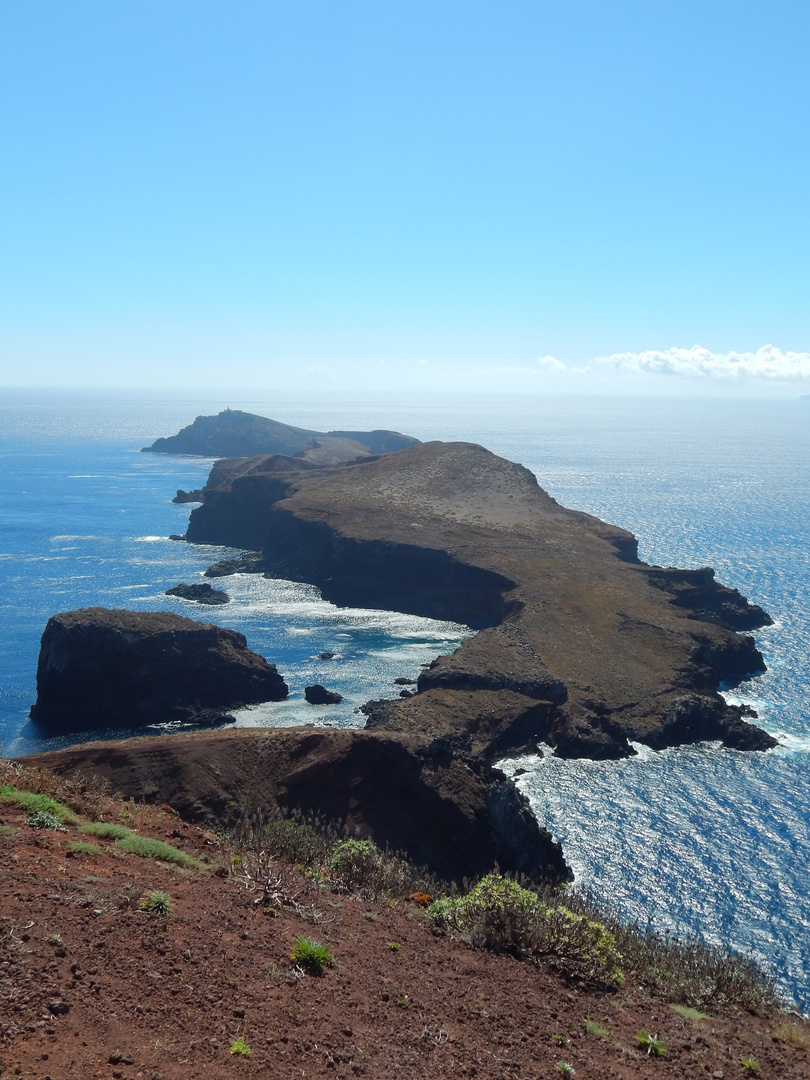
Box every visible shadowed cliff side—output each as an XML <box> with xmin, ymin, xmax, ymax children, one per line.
<box><xmin>27</xmin><ymin>727</ymin><xmax>570</xmax><ymax>885</ymax></box>
<box><xmin>182</xmin><ymin>440</ymin><xmax>775</xmax><ymax>759</ymax></box>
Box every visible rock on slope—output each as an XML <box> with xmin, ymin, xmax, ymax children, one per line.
<box><xmin>29</xmin><ymin>608</ymin><xmax>288</xmax><ymax>734</ymax></box>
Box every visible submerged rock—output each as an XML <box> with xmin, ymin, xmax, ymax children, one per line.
<box><xmin>30</xmin><ymin>608</ymin><xmax>287</xmax><ymax>734</ymax></box>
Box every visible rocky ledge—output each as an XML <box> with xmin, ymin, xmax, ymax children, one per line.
<box><xmin>29</xmin><ymin>608</ymin><xmax>288</xmax><ymax>734</ymax></box>
<box><xmin>183</xmin><ymin>439</ymin><xmax>776</xmax><ymax>760</ymax></box>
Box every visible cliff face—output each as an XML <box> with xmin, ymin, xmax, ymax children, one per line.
<box><xmin>29</xmin><ymin>608</ymin><xmax>288</xmax><ymax>734</ymax></box>
<box><xmin>28</xmin><ymin>727</ymin><xmax>570</xmax><ymax>885</ymax></box>
<box><xmin>182</xmin><ymin>440</ymin><xmax>776</xmax><ymax>759</ymax></box>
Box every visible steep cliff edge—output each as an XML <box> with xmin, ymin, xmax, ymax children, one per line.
<box><xmin>182</xmin><ymin>440</ymin><xmax>776</xmax><ymax>759</ymax></box>
<box><xmin>27</xmin><ymin>727</ymin><xmax>570</xmax><ymax>885</ymax></box>
<box><xmin>29</xmin><ymin>608</ymin><xmax>288</xmax><ymax>734</ymax></box>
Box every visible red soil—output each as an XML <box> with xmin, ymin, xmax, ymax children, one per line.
<box><xmin>2</xmin><ymin>760</ymin><xmax>808</xmax><ymax>1080</ymax></box>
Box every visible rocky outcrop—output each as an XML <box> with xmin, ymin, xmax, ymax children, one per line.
<box><xmin>180</xmin><ymin>439</ymin><xmax>776</xmax><ymax>759</ymax></box>
<box><xmin>141</xmin><ymin>409</ymin><xmax>419</xmax><ymax>462</ymax></box>
<box><xmin>165</xmin><ymin>583</ymin><xmax>229</xmax><ymax>605</ymax></box>
<box><xmin>27</xmin><ymin>727</ymin><xmax>570</xmax><ymax>885</ymax></box>
<box><xmin>304</xmin><ymin>684</ymin><xmax>343</xmax><ymax>705</ymax></box>
<box><xmin>29</xmin><ymin>608</ymin><xmax>287</xmax><ymax>734</ymax></box>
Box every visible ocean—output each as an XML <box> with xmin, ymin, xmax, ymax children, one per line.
<box><xmin>1</xmin><ymin>389</ymin><xmax>808</xmax><ymax>1010</ymax></box>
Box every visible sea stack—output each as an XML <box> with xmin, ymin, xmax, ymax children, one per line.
<box><xmin>30</xmin><ymin>608</ymin><xmax>288</xmax><ymax>734</ymax></box>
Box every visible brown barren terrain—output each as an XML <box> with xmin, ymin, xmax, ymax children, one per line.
<box><xmin>2</xmin><ymin>758</ymin><xmax>808</xmax><ymax>1080</ymax></box>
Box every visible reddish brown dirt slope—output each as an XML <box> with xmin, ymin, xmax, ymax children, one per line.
<box><xmin>2</xmin><ymin>759</ymin><xmax>807</xmax><ymax>1080</ymax></box>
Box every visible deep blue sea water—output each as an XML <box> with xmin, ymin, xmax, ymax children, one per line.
<box><xmin>1</xmin><ymin>389</ymin><xmax>808</xmax><ymax>1009</ymax></box>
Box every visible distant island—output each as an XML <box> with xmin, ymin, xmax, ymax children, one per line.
<box><xmin>141</xmin><ymin>407</ymin><xmax>420</xmax><ymax>465</ymax></box>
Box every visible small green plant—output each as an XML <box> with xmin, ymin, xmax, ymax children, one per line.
<box><xmin>67</xmin><ymin>840</ymin><xmax>102</xmax><ymax>856</ymax></box>
<box><xmin>740</xmin><ymin>1058</ymin><xmax>759</xmax><ymax>1075</ymax></box>
<box><xmin>670</xmin><ymin>1004</ymin><xmax>710</xmax><ymax>1021</ymax></box>
<box><xmin>230</xmin><ymin>1036</ymin><xmax>251</xmax><ymax>1057</ymax></box>
<box><xmin>80</xmin><ymin>821</ymin><xmax>133</xmax><ymax>840</ymax></box>
<box><xmin>552</xmin><ymin>1034</ymin><xmax>569</xmax><ymax>1047</ymax></box>
<box><xmin>116</xmin><ymin>833</ymin><xmax>201</xmax><ymax>868</ymax></box>
<box><xmin>28</xmin><ymin>809</ymin><xmax>67</xmax><ymax>831</ymax></box>
<box><xmin>1</xmin><ymin>787</ymin><xmax>77</xmax><ymax>824</ymax></box>
<box><xmin>139</xmin><ymin>890</ymin><xmax>172</xmax><ymax>916</ymax></box>
<box><xmin>396</xmin><ymin>994</ymin><xmax>408</xmax><ymax>1006</ymax></box>
<box><xmin>556</xmin><ymin>1063</ymin><xmax>576</xmax><ymax>1077</ymax></box>
<box><xmin>584</xmin><ymin>1018</ymin><xmax>609</xmax><ymax>1038</ymax></box>
<box><xmin>0</xmin><ymin>823</ymin><xmax>15</xmax><ymax>835</ymax></box>
<box><xmin>386</xmin><ymin>941</ymin><xmax>400</xmax><ymax>951</ymax></box>
<box><xmin>46</xmin><ymin>933</ymin><xmax>63</xmax><ymax>947</ymax></box>
<box><xmin>636</xmin><ymin>1030</ymin><xmax>667</xmax><ymax>1057</ymax></box>
<box><xmin>290</xmin><ymin>936</ymin><xmax>335</xmax><ymax>974</ymax></box>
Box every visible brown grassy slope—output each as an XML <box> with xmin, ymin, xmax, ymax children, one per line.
<box><xmin>2</xmin><ymin>758</ymin><xmax>808</xmax><ymax>1080</ymax></box>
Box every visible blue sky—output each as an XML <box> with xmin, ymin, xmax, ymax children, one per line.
<box><xmin>1</xmin><ymin>1</ymin><xmax>808</xmax><ymax>394</ymax></box>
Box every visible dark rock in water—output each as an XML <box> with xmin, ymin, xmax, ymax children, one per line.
<box><xmin>204</xmin><ymin>553</ymin><xmax>265</xmax><ymax>577</ymax></box>
<box><xmin>394</xmin><ymin>677</ymin><xmax>416</xmax><ymax>685</ymax></box>
<box><xmin>173</xmin><ymin>488</ymin><xmax>205</xmax><ymax>504</ymax></box>
<box><xmin>29</xmin><ymin>608</ymin><xmax>288</xmax><ymax>734</ymax></box>
<box><xmin>165</xmin><ymin>583</ymin><xmax>229</xmax><ymax>605</ymax></box>
<box><xmin>318</xmin><ymin>651</ymin><xmax>336</xmax><ymax>660</ymax></box>
<box><xmin>304</xmin><ymin>684</ymin><xmax>343</xmax><ymax>705</ymax></box>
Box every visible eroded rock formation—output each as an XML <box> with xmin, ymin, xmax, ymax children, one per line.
<box><xmin>29</xmin><ymin>608</ymin><xmax>287</xmax><ymax>734</ymax></box>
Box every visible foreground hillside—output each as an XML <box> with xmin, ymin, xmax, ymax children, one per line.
<box><xmin>2</xmin><ymin>758</ymin><xmax>808</xmax><ymax>1080</ymax></box>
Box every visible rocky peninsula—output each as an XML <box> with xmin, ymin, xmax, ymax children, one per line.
<box><xmin>182</xmin><ymin>438</ymin><xmax>774</xmax><ymax>760</ymax></box>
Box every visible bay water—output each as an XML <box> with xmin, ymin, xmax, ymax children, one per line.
<box><xmin>1</xmin><ymin>389</ymin><xmax>808</xmax><ymax>1009</ymax></box>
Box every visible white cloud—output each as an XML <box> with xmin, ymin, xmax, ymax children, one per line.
<box><xmin>537</xmin><ymin>354</ymin><xmax>566</xmax><ymax>372</ymax></box>
<box><xmin>596</xmin><ymin>344</ymin><xmax>810</xmax><ymax>380</ymax></box>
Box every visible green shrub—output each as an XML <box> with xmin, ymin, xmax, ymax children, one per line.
<box><xmin>116</xmin><ymin>833</ymin><xmax>201</xmax><ymax>868</ymax></box>
<box><xmin>740</xmin><ymin>1058</ymin><xmax>759</xmax><ymax>1075</ymax></box>
<box><xmin>556</xmin><ymin>1064</ymin><xmax>576</xmax><ymax>1077</ymax></box>
<box><xmin>290</xmin><ymin>936</ymin><xmax>335</xmax><ymax>975</ymax></box>
<box><xmin>80</xmin><ymin>821</ymin><xmax>133</xmax><ymax>840</ymax></box>
<box><xmin>28</xmin><ymin>809</ymin><xmax>67</xmax><ymax>831</ymax></box>
<box><xmin>139</xmin><ymin>890</ymin><xmax>172</xmax><ymax>916</ymax></box>
<box><xmin>1</xmin><ymin>787</ymin><xmax>76</xmax><ymax>824</ymax></box>
<box><xmin>329</xmin><ymin>838</ymin><xmax>380</xmax><ymax>881</ymax></box>
<box><xmin>67</xmin><ymin>840</ymin><xmax>102</xmax><ymax>856</ymax></box>
<box><xmin>427</xmin><ymin>873</ymin><xmax>623</xmax><ymax>986</ymax></box>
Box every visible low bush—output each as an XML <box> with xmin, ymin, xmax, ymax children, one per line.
<box><xmin>116</xmin><ymin>833</ymin><xmax>201</xmax><ymax>868</ymax></box>
<box><xmin>1</xmin><ymin>787</ymin><xmax>77</xmax><ymax>824</ymax></box>
<box><xmin>67</xmin><ymin>840</ymin><xmax>102</xmax><ymax>856</ymax></box>
<box><xmin>79</xmin><ymin>822</ymin><xmax>133</xmax><ymax>840</ymax></box>
<box><xmin>428</xmin><ymin>873</ymin><xmax>623</xmax><ymax>986</ymax></box>
<box><xmin>28</xmin><ymin>809</ymin><xmax>67</xmax><ymax>831</ymax></box>
<box><xmin>230</xmin><ymin>1036</ymin><xmax>251</xmax><ymax>1057</ymax></box>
